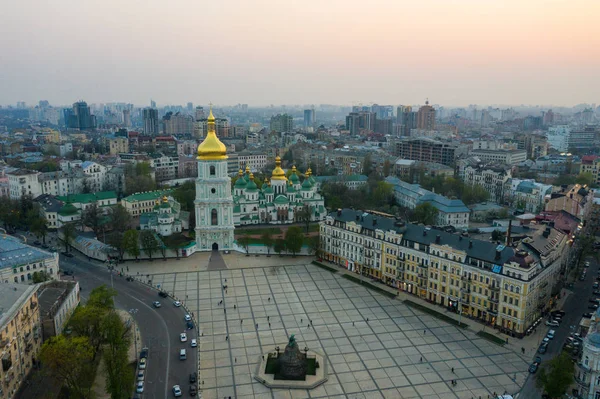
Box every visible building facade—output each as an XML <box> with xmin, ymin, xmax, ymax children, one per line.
<box><xmin>458</xmin><ymin>160</ymin><xmax>512</xmax><ymax>203</ymax></box>
<box><xmin>469</xmin><ymin>149</ymin><xmax>527</xmax><ymax>166</ymax></box>
<box><xmin>194</xmin><ymin>109</ymin><xmax>235</xmax><ymax>251</ymax></box>
<box><xmin>416</xmin><ymin>101</ymin><xmax>436</xmax><ymax>130</ymax></box>
<box><xmin>320</xmin><ymin>209</ymin><xmax>567</xmax><ymax>336</ymax></box>
<box><xmin>0</xmin><ymin>284</ymin><xmax>42</xmax><ymax>399</ymax></box>
<box><xmin>38</xmin><ymin>281</ymin><xmax>80</xmax><ymax>341</ymax></box>
<box><xmin>7</xmin><ymin>170</ymin><xmax>41</xmax><ymax>200</ymax></box>
<box><xmin>393</xmin><ymin>138</ymin><xmax>459</xmax><ymax>166</ymax></box>
<box><xmin>139</xmin><ymin>195</ymin><xmax>187</xmax><ymax>236</ymax></box>
<box><xmin>121</xmin><ymin>190</ymin><xmax>172</xmax><ymax>217</ymax></box>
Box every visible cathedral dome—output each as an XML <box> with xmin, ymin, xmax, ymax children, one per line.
<box><xmin>235</xmin><ymin>170</ymin><xmax>248</xmax><ymax>188</ymax></box>
<box><xmin>301</xmin><ymin>178</ymin><xmax>312</xmax><ymax>190</ymax></box>
<box><xmin>197</xmin><ymin>108</ymin><xmax>227</xmax><ymax>161</ymax></box>
<box><xmin>271</xmin><ymin>156</ymin><xmax>287</xmax><ymax>181</ymax></box>
<box><xmin>289</xmin><ymin>166</ymin><xmax>299</xmax><ymax>183</ymax></box>
<box><xmin>246</xmin><ymin>173</ymin><xmax>258</xmax><ymax>191</ymax></box>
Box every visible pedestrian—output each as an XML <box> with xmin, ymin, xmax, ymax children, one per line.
<box><xmin>352</xmin><ymin>322</ymin><xmax>355</xmax><ymax>326</ymax></box>
<box><xmin>268</xmin><ymin>316</ymin><xmax>270</xmax><ymax>321</ymax></box>
<box><xmin>226</xmin><ymin>289</ymin><xmax>228</xmax><ymax>294</ymax></box>
<box><xmin>225</xmin><ymin>335</ymin><xmax>228</xmax><ymax>341</ymax></box>
<box><xmin>308</xmin><ymin>324</ymin><xmax>310</xmax><ymax>328</ymax></box>
<box><xmin>262</xmin><ymin>355</ymin><xmax>265</xmax><ymax>360</ymax></box>
<box><xmin>366</xmin><ymin>318</ymin><xmax>369</xmax><ymax>322</ymax></box>
<box><xmin>424</xmin><ymin>329</ymin><xmax>426</xmax><ymax>334</ymax></box>
<box><xmin>241</xmin><ymin>319</ymin><xmax>243</xmax><ymax>324</ymax></box>
<box><xmin>301</xmin><ymin>318</ymin><xmax>303</xmax><ymax>323</ymax></box>
<box><xmin>268</xmin><ymin>297</ymin><xmax>271</xmax><ymax>302</ymax></box>
<box><xmin>451</xmin><ymin>367</ymin><xmax>454</xmax><ymax>373</ymax></box>
<box><xmin>420</xmin><ymin>356</ymin><xmax>422</xmax><ymax>362</ymax></box>
<box><xmin>235</xmin><ymin>357</ymin><xmax>237</xmax><ymax>363</ymax></box>
<box><xmin>234</xmin><ymin>305</ymin><xmax>236</xmax><ymax>309</ymax></box>
<box><xmin>256</xmin><ymin>323</ymin><xmax>259</xmax><ymax>329</ymax></box>
<box><xmin>225</xmin><ymin>278</ymin><xmax>227</xmax><ymax>282</ymax></box>
<box><xmin>224</xmin><ymin>309</ymin><xmax>226</xmax><ymax>314</ymax></box>
<box><xmin>269</xmin><ymin>322</ymin><xmax>271</xmax><ymax>327</ymax></box>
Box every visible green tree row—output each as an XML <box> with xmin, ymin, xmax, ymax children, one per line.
<box><xmin>237</xmin><ymin>226</ymin><xmax>321</xmax><ymax>258</ymax></box>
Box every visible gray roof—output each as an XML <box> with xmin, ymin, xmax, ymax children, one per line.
<box><xmin>0</xmin><ymin>235</ymin><xmax>55</xmax><ymax>270</ymax></box>
<box><xmin>35</xmin><ymin>194</ymin><xmax>64</xmax><ymax>213</ymax></box>
<box><xmin>328</xmin><ymin>209</ymin><xmax>515</xmax><ymax>265</ymax></box>
<box><xmin>38</xmin><ymin>281</ymin><xmax>77</xmax><ymax>319</ymax></box>
<box><xmin>0</xmin><ymin>284</ymin><xmax>38</xmax><ymax>329</ymax></box>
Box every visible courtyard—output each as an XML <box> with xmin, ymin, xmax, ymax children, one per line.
<box><xmin>151</xmin><ymin>263</ymin><xmax>528</xmax><ymax>399</ymax></box>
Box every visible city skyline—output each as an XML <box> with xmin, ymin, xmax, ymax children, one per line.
<box><xmin>1</xmin><ymin>0</ymin><xmax>599</xmax><ymax>106</ymax></box>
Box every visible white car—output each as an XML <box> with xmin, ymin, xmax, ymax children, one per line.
<box><xmin>545</xmin><ymin>320</ymin><xmax>559</xmax><ymax>327</ymax></box>
<box><xmin>139</xmin><ymin>358</ymin><xmax>147</xmax><ymax>370</ymax></box>
<box><xmin>180</xmin><ymin>332</ymin><xmax>187</xmax><ymax>342</ymax></box>
<box><xmin>184</xmin><ymin>314</ymin><xmax>192</xmax><ymax>322</ymax></box>
<box><xmin>172</xmin><ymin>385</ymin><xmax>182</xmax><ymax>397</ymax></box>
<box><xmin>173</xmin><ymin>300</ymin><xmax>181</xmax><ymax>307</ymax></box>
<box><xmin>190</xmin><ymin>338</ymin><xmax>197</xmax><ymax>347</ymax></box>
<box><xmin>136</xmin><ymin>381</ymin><xmax>144</xmax><ymax>393</ymax></box>
<box><xmin>137</xmin><ymin>370</ymin><xmax>145</xmax><ymax>381</ymax></box>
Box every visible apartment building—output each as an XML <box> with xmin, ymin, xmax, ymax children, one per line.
<box><xmin>7</xmin><ymin>169</ymin><xmax>41</xmax><ymax>200</ymax></box>
<box><xmin>320</xmin><ymin>209</ymin><xmax>567</xmax><ymax>336</ymax></box>
<box><xmin>545</xmin><ymin>184</ymin><xmax>593</xmax><ymax>219</ymax></box>
<box><xmin>108</xmin><ymin>137</ymin><xmax>129</xmax><ymax>155</ymax></box>
<box><xmin>121</xmin><ymin>190</ymin><xmax>173</xmax><ymax>217</ymax></box>
<box><xmin>81</xmin><ymin>161</ymin><xmax>107</xmax><ymax>193</ymax></box>
<box><xmin>0</xmin><ymin>284</ymin><xmax>42</xmax><ymax>399</ymax></box>
<box><xmin>38</xmin><ymin>281</ymin><xmax>80</xmax><ymax>340</ymax></box>
<box><xmin>470</xmin><ymin>149</ymin><xmax>527</xmax><ymax>166</ymax></box>
<box><xmin>0</xmin><ymin>235</ymin><xmax>60</xmax><ymax>284</ymax></box>
<box><xmin>237</xmin><ymin>152</ymin><xmax>268</xmax><ymax>172</ymax></box>
<box><xmin>34</xmin><ymin>194</ymin><xmax>63</xmax><ymax>230</ymax></box>
<box><xmin>151</xmin><ymin>155</ymin><xmax>179</xmax><ymax>182</ymax></box>
<box><xmin>393</xmin><ymin>138</ymin><xmax>460</xmax><ymax>166</ymax></box>
<box><xmin>38</xmin><ymin>170</ymin><xmax>85</xmax><ymax>197</ymax></box>
<box><xmin>457</xmin><ymin>158</ymin><xmax>512</xmax><ymax>203</ymax></box>
<box><xmin>506</xmin><ymin>179</ymin><xmax>554</xmax><ymax>213</ymax></box>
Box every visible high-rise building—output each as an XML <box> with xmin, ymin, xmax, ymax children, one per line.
<box><xmin>396</xmin><ymin>106</ymin><xmax>417</xmax><ymax>136</ymax></box>
<box><xmin>393</xmin><ymin>138</ymin><xmax>458</xmax><ymax>166</ymax></box>
<box><xmin>150</xmin><ymin>99</ymin><xmax>156</xmax><ymax>108</ymax></box>
<box><xmin>417</xmin><ymin>100</ymin><xmax>436</xmax><ymax>130</ymax></box>
<box><xmin>194</xmin><ymin>117</ymin><xmax>230</xmax><ymax>138</ymax></box>
<box><xmin>122</xmin><ymin>109</ymin><xmax>131</xmax><ymax>127</ymax></box>
<box><xmin>270</xmin><ymin>114</ymin><xmax>293</xmax><ymax>133</ymax></box>
<box><xmin>371</xmin><ymin>104</ymin><xmax>394</xmax><ymax>119</ymax></box>
<box><xmin>345</xmin><ymin>111</ymin><xmax>376</xmax><ymax>134</ymax></box>
<box><xmin>303</xmin><ymin>109</ymin><xmax>316</xmax><ymax>130</ymax></box>
<box><xmin>162</xmin><ymin>112</ymin><xmax>194</xmax><ymax>135</ymax></box>
<box><xmin>187</xmin><ymin>102</ymin><xmax>194</xmax><ymax>112</ymax></box>
<box><xmin>143</xmin><ymin>108</ymin><xmax>160</xmax><ymax>135</ymax></box>
<box><xmin>195</xmin><ymin>106</ymin><xmax>205</xmax><ymax>121</ymax></box>
<box><xmin>67</xmin><ymin>101</ymin><xmax>96</xmax><ymax>130</ymax></box>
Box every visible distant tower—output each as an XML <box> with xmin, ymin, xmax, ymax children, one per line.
<box><xmin>123</xmin><ymin>109</ymin><xmax>131</xmax><ymax>127</ymax></box>
<box><xmin>150</xmin><ymin>99</ymin><xmax>156</xmax><ymax>108</ymax></box>
<box><xmin>417</xmin><ymin>100</ymin><xmax>436</xmax><ymax>130</ymax></box>
<box><xmin>194</xmin><ymin>107</ymin><xmax>235</xmax><ymax>251</ymax></box>
<box><xmin>143</xmin><ymin>108</ymin><xmax>159</xmax><ymax>135</ymax></box>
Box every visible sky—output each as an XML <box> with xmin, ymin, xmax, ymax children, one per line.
<box><xmin>1</xmin><ymin>0</ymin><xmax>599</xmax><ymax>107</ymax></box>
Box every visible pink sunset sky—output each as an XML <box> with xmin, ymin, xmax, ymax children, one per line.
<box><xmin>0</xmin><ymin>0</ymin><xmax>598</xmax><ymax>106</ymax></box>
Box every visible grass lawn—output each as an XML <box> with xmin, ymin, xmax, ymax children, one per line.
<box><xmin>161</xmin><ymin>233</ymin><xmax>193</xmax><ymax>249</ymax></box>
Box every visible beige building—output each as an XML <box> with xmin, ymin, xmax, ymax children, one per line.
<box><xmin>321</xmin><ymin>209</ymin><xmax>568</xmax><ymax>337</ymax></box>
<box><xmin>0</xmin><ymin>236</ymin><xmax>59</xmax><ymax>285</ymax></box>
<box><xmin>0</xmin><ymin>284</ymin><xmax>42</xmax><ymax>399</ymax></box>
<box><xmin>121</xmin><ymin>190</ymin><xmax>173</xmax><ymax>217</ymax></box>
<box><xmin>108</xmin><ymin>137</ymin><xmax>129</xmax><ymax>155</ymax></box>
<box><xmin>39</xmin><ymin>281</ymin><xmax>80</xmax><ymax>340</ymax></box>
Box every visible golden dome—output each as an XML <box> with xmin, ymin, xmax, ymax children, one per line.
<box><xmin>306</xmin><ymin>168</ymin><xmax>312</xmax><ymax>176</ymax></box>
<box><xmin>271</xmin><ymin>156</ymin><xmax>287</xmax><ymax>181</ymax></box>
<box><xmin>197</xmin><ymin>107</ymin><xmax>227</xmax><ymax>161</ymax></box>
<box><xmin>238</xmin><ymin>169</ymin><xmax>243</xmax><ymax>177</ymax></box>
<box><xmin>162</xmin><ymin>195</ymin><xmax>168</xmax><ymax>202</ymax></box>
<box><xmin>245</xmin><ymin>165</ymin><xmax>251</xmax><ymax>174</ymax></box>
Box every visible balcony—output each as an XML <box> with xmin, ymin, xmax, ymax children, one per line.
<box><xmin>461</xmin><ymin>276</ymin><xmax>471</xmax><ymax>282</ymax></box>
<box><xmin>487</xmin><ymin>307</ymin><xmax>498</xmax><ymax>315</ymax></box>
<box><xmin>488</xmin><ymin>296</ymin><xmax>499</xmax><ymax>303</ymax></box>
<box><xmin>488</xmin><ymin>285</ymin><xmax>500</xmax><ymax>291</ymax></box>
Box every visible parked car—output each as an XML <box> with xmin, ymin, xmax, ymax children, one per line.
<box><xmin>172</xmin><ymin>385</ymin><xmax>182</xmax><ymax>397</ymax></box>
<box><xmin>583</xmin><ymin>312</ymin><xmax>594</xmax><ymax>318</ymax></box>
<box><xmin>140</xmin><ymin>347</ymin><xmax>148</xmax><ymax>359</ymax></box>
<box><xmin>159</xmin><ymin>291</ymin><xmax>168</xmax><ymax>298</ymax></box>
<box><xmin>551</xmin><ymin>310</ymin><xmax>565</xmax><ymax>317</ymax></box>
<box><xmin>190</xmin><ymin>339</ymin><xmax>197</xmax><ymax>347</ymax></box>
<box><xmin>184</xmin><ymin>314</ymin><xmax>192</xmax><ymax>322</ymax></box>
<box><xmin>186</xmin><ymin>321</ymin><xmax>194</xmax><ymax>329</ymax></box>
<box><xmin>535</xmin><ymin>356</ymin><xmax>542</xmax><ymax>364</ymax></box>
<box><xmin>189</xmin><ymin>372</ymin><xmax>197</xmax><ymax>383</ymax></box>
<box><xmin>136</xmin><ymin>381</ymin><xmax>144</xmax><ymax>393</ymax></box>
<box><xmin>152</xmin><ymin>301</ymin><xmax>162</xmax><ymax>308</ymax></box>
<box><xmin>594</xmin><ymin>290</ymin><xmax>600</xmax><ymax>296</ymax></box>
<box><xmin>594</xmin><ymin>282</ymin><xmax>599</xmax><ymax>289</ymax></box>
<box><xmin>190</xmin><ymin>385</ymin><xmax>197</xmax><ymax>397</ymax></box>
<box><xmin>529</xmin><ymin>363</ymin><xmax>539</xmax><ymax>373</ymax></box>
<box><xmin>538</xmin><ymin>343</ymin><xmax>548</xmax><ymax>354</ymax></box>
<box><xmin>139</xmin><ymin>358</ymin><xmax>147</xmax><ymax>369</ymax></box>
<box><xmin>586</xmin><ymin>261</ymin><xmax>591</xmax><ymax>267</ymax></box>
<box><xmin>545</xmin><ymin>320</ymin><xmax>559</xmax><ymax>327</ymax></box>
<box><xmin>126</xmin><ymin>276</ymin><xmax>134</xmax><ymax>281</ymax></box>
<box><xmin>589</xmin><ymin>304</ymin><xmax>599</xmax><ymax>310</ymax></box>
<box><xmin>137</xmin><ymin>370</ymin><xmax>145</xmax><ymax>381</ymax></box>
<box><xmin>173</xmin><ymin>300</ymin><xmax>181</xmax><ymax>307</ymax></box>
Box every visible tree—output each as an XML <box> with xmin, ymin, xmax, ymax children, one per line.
<box><xmin>87</xmin><ymin>285</ymin><xmax>117</xmax><ymax>309</ymax></box>
<box><xmin>123</xmin><ymin>229</ymin><xmax>140</xmax><ymax>261</ymax></box>
<box><xmin>237</xmin><ymin>233</ymin><xmax>251</xmax><ymax>256</ymax></box>
<box><xmin>82</xmin><ymin>202</ymin><xmax>103</xmax><ymax>237</ymax></box>
<box><xmin>140</xmin><ymin>230</ymin><xmax>159</xmax><ymax>260</ymax></box>
<box><xmin>362</xmin><ymin>153</ymin><xmax>373</xmax><ymax>176</ymax></box>
<box><xmin>413</xmin><ymin>202</ymin><xmax>439</xmax><ymax>225</ymax></box>
<box><xmin>308</xmin><ymin>234</ymin><xmax>321</xmax><ymax>258</ymax></box>
<box><xmin>382</xmin><ymin>159</ymin><xmax>391</xmax><ymax>177</ymax></box>
<box><xmin>274</xmin><ymin>238</ymin><xmax>286</xmax><ymax>256</ymax></box>
<box><xmin>30</xmin><ymin>214</ymin><xmax>49</xmax><ymax>244</ymax></box>
<box><xmin>296</xmin><ymin>205</ymin><xmax>312</xmax><ymax>233</ymax></box>
<box><xmin>371</xmin><ymin>181</ymin><xmax>394</xmax><ymax>207</ymax></box>
<box><xmin>102</xmin><ymin>312</ymin><xmax>134</xmax><ymax>399</ymax></box>
<box><xmin>261</xmin><ymin>230</ymin><xmax>274</xmax><ymax>257</ymax></box>
<box><xmin>39</xmin><ymin>336</ymin><xmax>95</xmax><ymax>399</ymax></box>
<box><xmin>461</xmin><ymin>184</ymin><xmax>489</xmax><ymax>205</ymax></box>
<box><xmin>536</xmin><ymin>351</ymin><xmax>574</xmax><ymax>398</ymax></box>
<box><xmin>576</xmin><ymin>172</ymin><xmax>594</xmax><ymax>186</ymax></box>
<box><xmin>284</xmin><ymin>226</ymin><xmax>304</xmax><ymax>257</ymax></box>
<box><xmin>61</xmin><ymin>222</ymin><xmax>77</xmax><ymax>253</ymax></box>
<box><xmin>82</xmin><ymin>179</ymin><xmax>91</xmax><ymax>194</ymax></box>
<box><xmin>32</xmin><ymin>270</ymin><xmax>51</xmax><ymax>283</ymax></box>
<box><xmin>106</xmin><ymin>231</ymin><xmax>126</xmax><ymax>262</ymax></box>
<box><xmin>108</xmin><ymin>204</ymin><xmax>132</xmax><ymax>233</ymax></box>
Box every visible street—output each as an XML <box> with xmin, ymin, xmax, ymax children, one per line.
<box><xmin>60</xmin><ymin>253</ymin><xmax>198</xmax><ymax>399</ymax></box>
<box><xmin>518</xmin><ymin>256</ymin><xmax>596</xmax><ymax>398</ymax></box>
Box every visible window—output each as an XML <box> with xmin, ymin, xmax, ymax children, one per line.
<box><xmin>211</xmin><ymin>188</ymin><xmax>216</xmax><ymax>194</ymax></box>
<box><xmin>209</xmin><ymin>165</ymin><xmax>216</xmax><ymax>176</ymax></box>
<box><xmin>211</xmin><ymin>209</ymin><xmax>218</xmax><ymax>225</ymax></box>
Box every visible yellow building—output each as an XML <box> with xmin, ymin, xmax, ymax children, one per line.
<box><xmin>121</xmin><ymin>190</ymin><xmax>172</xmax><ymax>217</ymax></box>
<box><xmin>321</xmin><ymin>209</ymin><xmax>568</xmax><ymax>336</ymax></box>
<box><xmin>109</xmin><ymin>137</ymin><xmax>129</xmax><ymax>155</ymax></box>
<box><xmin>0</xmin><ymin>284</ymin><xmax>41</xmax><ymax>399</ymax></box>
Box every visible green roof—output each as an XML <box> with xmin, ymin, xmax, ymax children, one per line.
<box><xmin>289</xmin><ymin>173</ymin><xmax>299</xmax><ymax>183</ymax></box>
<box><xmin>235</xmin><ymin>178</ymin><xmax>247</xmax><ymax>188</ymax></box>
<box><xmin>274</xmin><ymin>195</ymin><xmax>288</xmax><ymax>204</ymax></box>
<box><xmin>57</xmin><ymin>191</ymin><xmax>117</xmax><ymax>205</ymax></box>
<box><xmin>58</xmin><ymin>203</ymin><xmax>79</xmax><ymax>216</ymax></box>
<box><xmin>233</xmin><ymin>205</ymin><xmax>241</xmax><ymax>213</ymax></box>
<box><xmin>263</xmin><ymin>185</ymin><xmax>274</xmax><ymax>194</ymax></box>
<box><xmin>123</xmin><ymin>190</ymin><xmax>172</xmax><ymax>203</ymax></box>
<box><xmin>302</xmin><ymin>179</ymin><xmax>312</xmax><ymax>189</ymax></box>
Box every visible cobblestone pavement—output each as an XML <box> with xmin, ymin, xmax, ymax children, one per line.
<box><xmin>151</xmin><ymin>264</ymin><xmax>529</xmax><ymax>399</ymax></box>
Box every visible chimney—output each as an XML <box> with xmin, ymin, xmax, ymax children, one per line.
<box><xmin>435</xmin><ymin>235</ymin><xmax>441</xmax><ymax>244</ymax></box>
<box><xmin>505</xmin><ymin>219</ymin><xmax>512</xmax><ymax>247</ymax></box>
<box><xmin>495</xmin><ymin>249</ymin><xmax>501</xmax><ymax>260</ymax></box>
<box><xmin>469</xmin><ymin>240</ymin><xmax>473</xmax><ymax>249</ymax></box>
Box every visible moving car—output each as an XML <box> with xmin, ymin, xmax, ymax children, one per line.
<box><xmin>152</xmin><ymin>301</ymin><xmax>162</xmax><ymax>308</ymax></box>
<box><xmin>180</xmin><ymin>333</ymin><xmax>187</xmax><ymax>342</ymax></box>
<box><xmin>139</xmin><ymin>358</ymin><xmax>147</xmax><ymax>369</ymax></box>
<box><xmin>547</xmin><ymin>330</ymin><xmax>555</xmax><ymax>339</ymax></box>
<box><xmin>159</xmin><ymin>291</ymin><xmax>168</xmax><ymax>298</ymax></box>
<box><xmin>189</xmin><ymin>372</ymin><xmax>197</xmax><ymax>383</ymax></box>
<box><xmin>172</xmin><ymin>385</ymin><xmax>182</xmax><ymax>397</ymax></box>
<box><xmin>173</xmin><ymin>300</ymin><xmax>181</xmax><ymax>307</ymax></box>
<box><xmin>190</xmin><ymin>339</ymin><xmax>197</xmax><ymax>347</ymax></box>
<box><xmin>186</xmin><ymin>321</ymin><xmax>194</xmax><ymax>329</ymax></box>
<box><xmin>184</xmin><ymin>314</ymin><xmax>192</xmax><ymax>321</ymax></box>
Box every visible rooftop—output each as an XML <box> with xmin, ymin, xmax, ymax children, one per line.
<box><xmin>122</xmin><ymin>190</ymin><xmax>173</xmax><ymax>203</ymax></box>
<box><xmin>38</xmin><ymin>281</ymin><xmax>78</xmax><ymax>320</ymax></box>
<box><xmin>57</xmin><ymin>191</ymin><xmax>117</xmax><ymax>205</ymax></box>
<box><xmin>0</xmin><ymin>284</ymin><xmax>38</xmax><ymax>329</ymax></box>
<box><xmin>0</xmin><ymin>235</ymin><xmax>55</xmax><ymax>270</ymax></box>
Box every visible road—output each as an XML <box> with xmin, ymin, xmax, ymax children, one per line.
<box><xmin>60</xmin><ymin>253</ymin><xmax>198</xmax><ymax>399</ymax></box>
<box><xmin>518</xmin><ymin>256</ymin><xmax>596</xmax><ymax>398</ymax></box>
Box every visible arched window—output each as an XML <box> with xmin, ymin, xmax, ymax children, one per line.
<box><xmin>210</xmin><ymin>165</ymin><xmax>216</xmax><ymax>176</ymax></box>
<box><xmin>211</xmin><ymin>209</ymin><xmax>218</xmax><ymax>225</ymax></box>
<box><xmin>14</xmin><ymin>277</ymin><xmax>18</xmax><ymax>283</ymax></box>
<box><xmin>20</xmin><ymin>275</ymin><xmax>24</xmax><ymax>282</ymax></box>
<box><xmin>27</xmin><ymin>273</ymin><xmax>31</xmax><ymax>280</ymax></box>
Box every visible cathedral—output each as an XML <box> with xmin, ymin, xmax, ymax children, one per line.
<box><xmin>194</xmin><ymin>108</ymin><xmax>235</xmax><ymax>251</ymax></box>
<box><xmin>232</xmin><ymin>158</ymin><xmax>326</xmax><ymax>225</ymax></box>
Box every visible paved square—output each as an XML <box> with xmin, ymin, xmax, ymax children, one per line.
<box><xmin>152</xmin><ymin>264</ymin><xmax>528</xmax><ymax>399</ymax></box>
